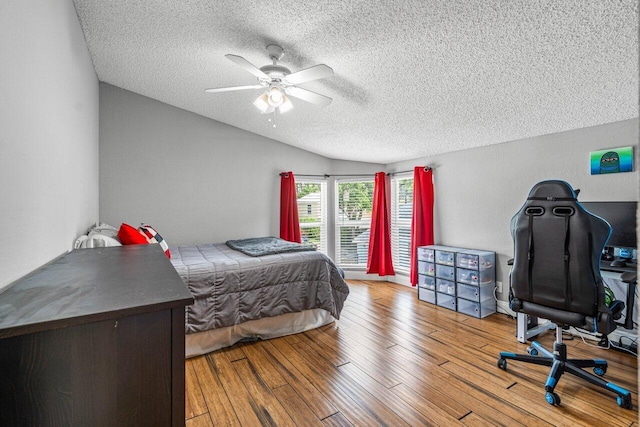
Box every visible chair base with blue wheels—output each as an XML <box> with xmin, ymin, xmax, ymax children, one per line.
<box><xmin>498</xmin><ymin>326</ymin><xmax>631</xmax><ymax>409</ymax></box>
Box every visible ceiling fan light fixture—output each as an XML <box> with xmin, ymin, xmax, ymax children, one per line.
<box><xmin>279</xmin><ymin>95</ymin><xmax>293</xmax><ymax>113</ymax></box>
<box><xmin>267</xmin><ymin>87</ymin><xmax>284</xmax><ymax>107</ymax></box>
<box><xmin>253</xmin><ymin>93</ymin><xmax>270</xmax><ymax>113</ymax></box>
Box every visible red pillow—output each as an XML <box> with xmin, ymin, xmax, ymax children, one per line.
<box><xmin>117</xmin><ymin>223</ymin><xmax>148</xmax><ymax>245</ymax></box>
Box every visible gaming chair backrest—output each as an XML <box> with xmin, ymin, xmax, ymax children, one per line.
<box><xmin>510</xmin><ymin>180</ymin><xmax>611</xmax><ymax>317</ymax></box>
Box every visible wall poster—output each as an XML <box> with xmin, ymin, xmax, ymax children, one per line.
<box><xmin>590</xmin><ymin>146</ymin><xmax>633</xmax><ymax>175</ymax></box>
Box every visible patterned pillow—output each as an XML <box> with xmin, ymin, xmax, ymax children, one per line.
<box><xmin>139</xmin><ymin>224</ymin><xmax>171</xmax><ymax>259</ymax></box>
<box><xmin>118</xmin><ymin>223</ymin><xmax>149</xmax><ymax>245</ymax></box>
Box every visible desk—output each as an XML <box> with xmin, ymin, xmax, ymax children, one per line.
<box><xmin>601</xmin><ymin>260</ymin><xmax>637</xmax><ymax>331</ymax></box>
<box><xmin>600</xmin><ymin>259</ymin><xmax>638</xmax><ymax>274</ymax></box>
<box><xmin>0</xmin><ymin>245</ymin><xmax>194</xmax><ymax>426</ymax></box>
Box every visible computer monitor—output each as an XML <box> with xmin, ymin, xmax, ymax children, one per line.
<box><xmin>580</xmin><ymin>201</ymin><xmax>637</xmax><ymax>258</ymax></box>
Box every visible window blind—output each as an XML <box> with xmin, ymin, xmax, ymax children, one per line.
<box><xmin>334</xmin><ymin>178</ymin><xmax>374</xmax><ymax>268</ymax></box>
<box><xmin>391</xmin><ymin>174</ymin><xmax>414</xmax><ymax>274</ymax></box>
<box><xmin>296</xmin><ymin>180</ymin><xmax>327</xmax><ymax>254</ymax></box>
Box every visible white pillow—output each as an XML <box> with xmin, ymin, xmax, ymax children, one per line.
<box><xmin>74</xmin><ymin>222</ymin><xmax>122</xmax><ymax>249</ymax></box>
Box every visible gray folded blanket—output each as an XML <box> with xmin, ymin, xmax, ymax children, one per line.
<box><xmin>225</xmin><ymin>236</ymin><xmax>315</xmax><ymax>257</ymax></box>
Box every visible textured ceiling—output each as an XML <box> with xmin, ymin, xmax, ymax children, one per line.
<box><xmin>72</xmin><ymin>0</ymin><xmax>638</xmax><ymax>163</ymax></box>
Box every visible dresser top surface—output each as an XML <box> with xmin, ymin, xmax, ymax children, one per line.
<box><xmin>0</xmin><ymin>245</ymin><xmax>193</xmax><ymax>338</ymax></box>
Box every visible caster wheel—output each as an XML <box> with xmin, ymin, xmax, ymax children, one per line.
<box><xmin>527</xmin><ymin>346</ymin><xmax>538</xmax><ymax>356</ymax></box>
<box><xmin>497</xmin><ymin>358</ymin><xmax>507</xmax><ymax>371</ymax></box>
<box><xmin>617</xmin><ymin>395</ymin><xmax>632</xmax><ymax>409</ymax></box>
<box><xmin>545</xmin><ymin>392</ymin><xmax>561</xmax><ymax>406</ymax></box>
<box><xmin>593</xmin><ymin>366</ymin><xmax>606</xmax><ymax>376</ymax></box>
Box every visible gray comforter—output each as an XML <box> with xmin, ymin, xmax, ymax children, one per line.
<box><xmin>170</xmin><ymin>243</ymin><xmax>350</xmax><ymax>334</ymax></box>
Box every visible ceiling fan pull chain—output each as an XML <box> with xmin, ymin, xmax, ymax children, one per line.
<box><xmin>268</xmin><ymin>110</ymin><xmax>277</xmax><ymax>128</ymax></box>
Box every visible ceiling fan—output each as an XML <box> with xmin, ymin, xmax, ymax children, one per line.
<box><xmin>205</xmin><ymin>44</ymin><xmax>333</xmax><ymax>114</ymax></box>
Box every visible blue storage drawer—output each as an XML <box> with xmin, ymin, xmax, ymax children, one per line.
<box><xmin>418</xmin><ymin>261</ymin><xmax>435</xmax><ymax>276</ymax></box>
<box><xmin>457</xmin><ymin>282</ymin><xmax>494</xmax><ymax>302</ymax></box>
<box><xmin>456</xmin><ymin>251</ymin><xmax>495</xmax><ymax>271</ymax></box>
<box><xmin>457</xmin><ymin>267</ymin><xmax>494</xmax><ymax>285</ymax></box>
<box><xmin>435</xmin><ymin>264</ymin><xmax>455</xmax><ymax>281</ymax></box>
<box><xmin>435</xmin><ymin>250</ymin><xmax>456</xmax><ymax>266</ymax></box>
<box><xmin>457</xmin><ymin>298</ymin><xmax>496</xmax><ymax>318</ymax></box>
<box><xmin>418</xmin><ymin>288</ymin><xmax>436</xmax><ymax>304</ymax></box>
<box><xmin>417</xmin><ymin>247</ymin><xmax>435</xmax><ymax>262</ymax></box>
<box><xmin>418</xmin><ymin>274</ymin><xmax>436</xmax><ymax>290</ymax></box>
<box><xmin>436</xmin><ymin>293</ymin><xmax>456</xmax><ymax>311</ymax></box>
<box><xmin>436</xmin><ymin>278</ymin><xmax>456</xmax><ymax>295</ymax></box>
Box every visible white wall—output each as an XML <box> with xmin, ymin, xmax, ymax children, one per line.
<box><xmin>0</xmin><ymin>0</ymin><xmax>99</xmax><ymax>290</ymax></box>
<box><xmin>99</xmin><ymin>83</ymin><xmax>382</xmax><ymax>260</ymax></box>
<box><xmin>387</xmin><ymin>118</ymin><xmax>639</xmax><ymax>298</ymax></box>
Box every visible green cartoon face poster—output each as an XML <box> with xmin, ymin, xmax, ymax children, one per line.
<box><xmin>590</xmin><ymin>146</ymin><xmax>633</xmax><ymax>175</ymax></box>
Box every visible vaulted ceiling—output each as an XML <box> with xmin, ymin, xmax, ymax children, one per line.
<box><xmin>72</xmin><ymin>0</ymin><xmax>639</xmax><ymax>163</ymax></box>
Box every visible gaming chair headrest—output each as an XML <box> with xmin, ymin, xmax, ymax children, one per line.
<box><xmin>526</xmin><ymin>180</ymin><xmax>578</xmax><ymax>201</ymax></box>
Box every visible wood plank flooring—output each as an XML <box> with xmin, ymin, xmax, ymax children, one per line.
<box><xmin>186</xmin><ymin>280</ymin><xmax>639</xmax><ymax>426</ymax></box>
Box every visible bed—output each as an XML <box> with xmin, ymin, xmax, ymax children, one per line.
<box><xmin>170</xmin><ymin>237</ymin><xmax>350</xmax><ymax>357</ymax></box>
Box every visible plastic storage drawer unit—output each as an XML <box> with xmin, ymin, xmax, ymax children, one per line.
<box><xmin>416</xmin><ymin>245</ymin><xmax>496</xmax><ymax>319</ymax></box>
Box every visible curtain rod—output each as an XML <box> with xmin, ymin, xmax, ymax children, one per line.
<box><xmin>279</xmin><ymin>166</ymin><xmax>431</xmax><ymax>178</ymax></box>
<box><xmin>279</xmin><ymin>173</ymin><xmax>329</xmax><ymax>178</ymax></box>
<box><xmin>387</xmin><ymin>166</ymin><xmax>432</xmax><ymax>176</ymax></box>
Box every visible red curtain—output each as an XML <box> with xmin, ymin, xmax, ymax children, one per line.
<box><xmin>410</xmin><ymin>167</ymin><xmax>435</xmax><ymax>285</ymax></box>
<box><xmin>367</xmin><ymin>172</ymin><xmax>395</xmax><ymax>276</ymax></box>
<box><xmin>280</xmin><ymin>172</ymin><xmax>301</xmax><ymax>243</ymax></box>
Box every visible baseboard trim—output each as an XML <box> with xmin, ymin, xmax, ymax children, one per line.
<box><xmin>342</xmin><ymin>272</ymin><xmax>413</xmax><ymax>287</ymax></box>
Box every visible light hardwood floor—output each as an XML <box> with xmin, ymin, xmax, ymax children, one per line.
<box><xmin>185</xmin><ymin>280</ymin><xmax>638</xmax><ymax>426</ymax></box>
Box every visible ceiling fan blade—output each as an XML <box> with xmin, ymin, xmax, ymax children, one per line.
<box><xmin>225</xmin><ymin>54</ymin><xmax>269</xmax><ymax>79</ymax></box>
<box><xmin>205</xmin><ymin>85</ymin><xmax>263</xmax><ymax>93</ymax></box>
<box><xmin>285</xmin><ymin>87</ymin><xmax>332</xmax><ymax>106</ymax></box>
<box><xmin>283</xmin><ymin>64</ymin><xmax>333</xmax><ymax>85</ymax></box>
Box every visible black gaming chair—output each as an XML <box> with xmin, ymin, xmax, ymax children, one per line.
<box><xmin>497</xmin><ymin>180</ymin><xmax>632</xmax><ymax>409</ymax></box>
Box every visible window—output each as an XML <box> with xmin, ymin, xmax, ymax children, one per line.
<box><xmin>335</xmin><ymin>178</ymin><xmax>374</xmax><ymax>267</ymax></box>
<box><xmin>391</xmin><ymin>174</ymin><xmax>414</xmax><ymax>274</ymax></box>
<box><xmin>296</xmin><ymin>180</ymin><xmax>327</xmax><ymax>254</ymax></box>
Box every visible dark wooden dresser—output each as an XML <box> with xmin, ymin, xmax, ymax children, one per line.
<box><xmin>0</xmin><ymin>244</ymin><xmax>193</xmax><ymax>426</ymax></box>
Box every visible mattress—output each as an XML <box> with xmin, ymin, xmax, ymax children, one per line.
<box><xmin>170</xmin><ymin>242</ymin><xmax>349</xmax><ymax>337</ymax></box>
